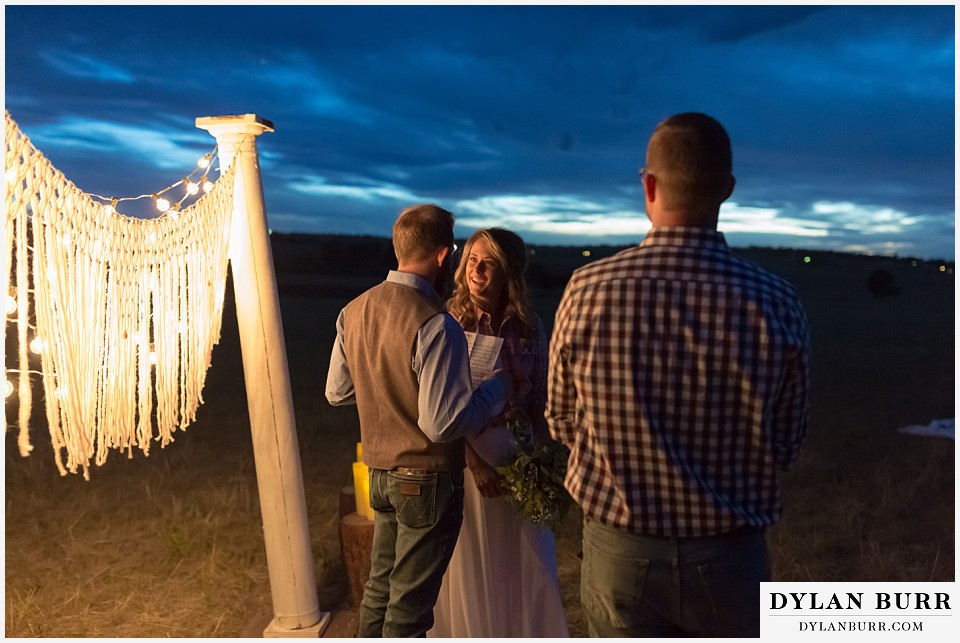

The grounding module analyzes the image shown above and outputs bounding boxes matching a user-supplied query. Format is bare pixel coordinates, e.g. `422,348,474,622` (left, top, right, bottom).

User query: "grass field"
5,235,955,637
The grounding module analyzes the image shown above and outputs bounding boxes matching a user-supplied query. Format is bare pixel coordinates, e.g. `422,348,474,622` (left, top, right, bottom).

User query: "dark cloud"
4,4,954,259
633,6,828,43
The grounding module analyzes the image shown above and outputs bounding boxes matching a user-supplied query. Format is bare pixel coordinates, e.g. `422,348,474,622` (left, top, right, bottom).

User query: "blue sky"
4,3,956,259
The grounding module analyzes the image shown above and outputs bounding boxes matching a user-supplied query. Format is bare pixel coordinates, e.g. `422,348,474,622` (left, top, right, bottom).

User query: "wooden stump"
339,484,356,519
339,511,375,609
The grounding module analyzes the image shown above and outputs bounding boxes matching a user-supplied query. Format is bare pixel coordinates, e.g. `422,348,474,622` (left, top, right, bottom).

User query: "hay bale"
867,268,899,297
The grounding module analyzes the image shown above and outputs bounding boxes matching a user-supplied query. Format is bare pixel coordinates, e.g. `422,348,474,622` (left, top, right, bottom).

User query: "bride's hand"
466,443,503,498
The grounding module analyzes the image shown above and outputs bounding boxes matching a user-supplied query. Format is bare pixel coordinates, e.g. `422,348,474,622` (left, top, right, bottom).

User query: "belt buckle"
395,467,427,475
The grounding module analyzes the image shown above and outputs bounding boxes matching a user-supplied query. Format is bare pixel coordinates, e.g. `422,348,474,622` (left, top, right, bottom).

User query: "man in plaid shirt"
547,113,810,637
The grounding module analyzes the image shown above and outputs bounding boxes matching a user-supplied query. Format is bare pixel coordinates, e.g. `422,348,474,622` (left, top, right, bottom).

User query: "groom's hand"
466,443,503,498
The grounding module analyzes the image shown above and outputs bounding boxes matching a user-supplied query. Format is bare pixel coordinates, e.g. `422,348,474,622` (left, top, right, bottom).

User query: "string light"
5,294,17,315
29,337,44,355
87,144,221,219
5,379,13,398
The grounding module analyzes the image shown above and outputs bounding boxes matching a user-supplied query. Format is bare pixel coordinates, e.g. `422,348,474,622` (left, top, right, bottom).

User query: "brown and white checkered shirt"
547,227,810,536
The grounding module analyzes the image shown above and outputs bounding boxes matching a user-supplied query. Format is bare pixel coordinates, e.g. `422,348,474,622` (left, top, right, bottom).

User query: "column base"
263,612,331,638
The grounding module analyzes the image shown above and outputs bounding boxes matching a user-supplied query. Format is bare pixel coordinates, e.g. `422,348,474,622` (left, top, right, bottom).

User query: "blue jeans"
357,468,464,638
581,517,770,638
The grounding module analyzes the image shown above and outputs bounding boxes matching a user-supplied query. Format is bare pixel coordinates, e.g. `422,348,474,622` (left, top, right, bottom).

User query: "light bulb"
104,203,116,215
29,337,44,354
5,295,17,315
198,156,211,169
167,207,179,220
5,379,13,398
149,351,158,365
6,168,17,185
185,181,199,195
202,180,214,193
156,197,171,212
55,385,68,399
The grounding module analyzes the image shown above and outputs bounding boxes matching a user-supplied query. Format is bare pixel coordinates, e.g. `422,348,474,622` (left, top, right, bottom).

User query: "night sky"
4,3,955,260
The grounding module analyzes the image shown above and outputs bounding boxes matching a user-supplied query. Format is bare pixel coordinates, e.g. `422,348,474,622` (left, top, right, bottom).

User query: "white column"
196,115,326,637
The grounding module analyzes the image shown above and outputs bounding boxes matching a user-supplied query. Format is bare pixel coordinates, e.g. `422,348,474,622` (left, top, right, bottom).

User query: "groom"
326,203,511,637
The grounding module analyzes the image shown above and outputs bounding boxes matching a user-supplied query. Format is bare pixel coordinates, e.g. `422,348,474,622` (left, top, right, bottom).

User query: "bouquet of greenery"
496,439,573,531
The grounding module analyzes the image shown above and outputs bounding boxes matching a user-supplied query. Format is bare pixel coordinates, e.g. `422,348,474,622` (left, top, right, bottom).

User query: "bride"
428,228,569,638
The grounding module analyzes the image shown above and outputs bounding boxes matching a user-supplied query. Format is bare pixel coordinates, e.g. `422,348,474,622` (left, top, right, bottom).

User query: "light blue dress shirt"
326,270,506,443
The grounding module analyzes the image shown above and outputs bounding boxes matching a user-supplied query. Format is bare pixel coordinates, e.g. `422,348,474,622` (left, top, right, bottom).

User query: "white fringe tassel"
4,111,235,479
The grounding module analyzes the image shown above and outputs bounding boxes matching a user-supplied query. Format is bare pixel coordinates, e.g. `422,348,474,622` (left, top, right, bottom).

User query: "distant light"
582,250,591,257
910,260,918,267
453,243,458,252
268,229,273,235
939,265,946,272
803,256,812,264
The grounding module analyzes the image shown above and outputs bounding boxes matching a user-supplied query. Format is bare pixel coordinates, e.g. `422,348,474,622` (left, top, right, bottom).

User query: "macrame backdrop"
4,111,236,479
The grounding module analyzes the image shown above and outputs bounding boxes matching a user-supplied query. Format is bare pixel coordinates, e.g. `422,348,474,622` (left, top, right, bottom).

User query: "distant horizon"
265,229,956,264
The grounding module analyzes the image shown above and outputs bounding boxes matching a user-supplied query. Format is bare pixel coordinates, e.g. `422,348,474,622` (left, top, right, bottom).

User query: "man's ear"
644,173,657,203
436,245,451,267
723,175,736,201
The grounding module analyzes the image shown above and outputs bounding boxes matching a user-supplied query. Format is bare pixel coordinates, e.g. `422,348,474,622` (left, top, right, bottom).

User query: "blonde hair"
448,228,536,342
392,203,455,263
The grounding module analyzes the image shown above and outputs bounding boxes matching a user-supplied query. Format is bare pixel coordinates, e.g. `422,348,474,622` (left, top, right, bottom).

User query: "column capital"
196,114,274,139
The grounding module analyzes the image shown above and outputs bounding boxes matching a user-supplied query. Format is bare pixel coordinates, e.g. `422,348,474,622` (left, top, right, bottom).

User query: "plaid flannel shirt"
547,227,811,536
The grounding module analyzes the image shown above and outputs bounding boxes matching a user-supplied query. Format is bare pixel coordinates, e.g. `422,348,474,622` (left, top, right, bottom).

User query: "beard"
434,253,454,298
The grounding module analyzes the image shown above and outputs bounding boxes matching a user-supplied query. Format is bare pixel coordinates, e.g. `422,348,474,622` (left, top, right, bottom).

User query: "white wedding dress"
428,424,569,638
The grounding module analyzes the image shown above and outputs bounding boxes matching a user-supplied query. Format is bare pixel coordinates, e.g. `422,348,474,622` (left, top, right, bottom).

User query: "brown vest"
342,281,466,471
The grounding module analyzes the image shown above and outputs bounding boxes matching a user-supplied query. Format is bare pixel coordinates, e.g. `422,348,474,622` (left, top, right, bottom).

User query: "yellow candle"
361,474,374,520
352,461,372,519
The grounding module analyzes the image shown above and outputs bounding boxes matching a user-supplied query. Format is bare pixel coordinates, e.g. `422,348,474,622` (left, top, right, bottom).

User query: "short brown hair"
646,112,732,211
392,204,455,263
